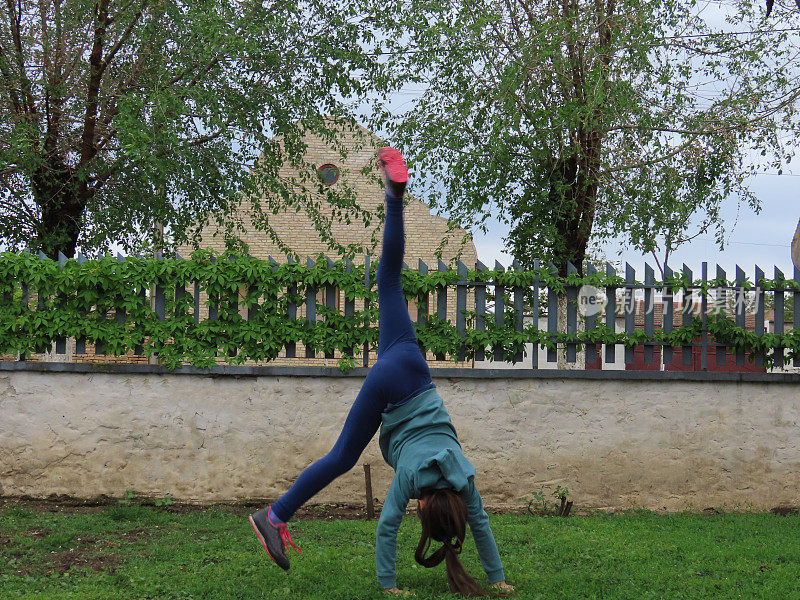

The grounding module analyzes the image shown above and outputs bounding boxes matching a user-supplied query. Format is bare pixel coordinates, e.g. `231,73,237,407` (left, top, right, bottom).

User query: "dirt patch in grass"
0,525,126,577
26,527,52,540
9,547,122,577
2,496,379,519
49,548,122,573
118,527,153,542
1,495,111,514
0,528,49,551
294,503,378,520
770,505,799,516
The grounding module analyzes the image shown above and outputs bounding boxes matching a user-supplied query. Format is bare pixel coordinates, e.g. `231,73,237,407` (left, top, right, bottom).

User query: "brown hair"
415,488,487,597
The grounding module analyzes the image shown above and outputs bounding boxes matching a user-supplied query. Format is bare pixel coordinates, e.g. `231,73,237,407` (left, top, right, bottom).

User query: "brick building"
177,120,478,368
177,120,475,268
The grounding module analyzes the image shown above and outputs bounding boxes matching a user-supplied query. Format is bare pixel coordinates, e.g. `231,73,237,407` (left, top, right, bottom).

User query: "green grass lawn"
1,503,799,600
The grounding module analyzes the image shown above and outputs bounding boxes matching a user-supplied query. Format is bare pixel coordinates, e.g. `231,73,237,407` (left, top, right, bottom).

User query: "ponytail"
415,489,487,597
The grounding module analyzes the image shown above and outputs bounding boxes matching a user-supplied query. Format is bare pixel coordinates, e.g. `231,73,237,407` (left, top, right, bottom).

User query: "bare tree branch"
100,0,148,76
79,0,111,168
4,0,37,116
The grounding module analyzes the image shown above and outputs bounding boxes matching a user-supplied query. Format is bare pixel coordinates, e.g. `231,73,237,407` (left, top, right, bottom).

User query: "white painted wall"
1,370,799,511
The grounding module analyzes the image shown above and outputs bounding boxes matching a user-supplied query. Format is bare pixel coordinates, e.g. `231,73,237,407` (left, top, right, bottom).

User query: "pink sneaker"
248,506,301,570
377,147,408,197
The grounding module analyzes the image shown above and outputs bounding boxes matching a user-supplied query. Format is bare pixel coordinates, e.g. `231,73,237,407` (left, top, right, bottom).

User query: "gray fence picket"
363,255,371,367
325,257,337,360
226,255,239,359
715,265,727,366
644,264,654,365
700,262,708,371
193,277,201,325
286,256,297,359
682,265,693,366
735,265,745,366
258,257,275,359
795,266,800,367
512,261,525,363
624,264,635,365
774,266,785,368
306,257,317,359
417,259,429,357
457,261,468,362
55,252,69,354
95,302,106,356
174,255,186,321
531,259,540,369
0,256,14,351
73,257,87,354
495,261,506,363
246,272,257,322
34,253,48,355
343,258,355,359
1,262,12,356
436,260,449,362
474,260,487,362
402,261,409,308
110,254,127,357
605,263,617,364
566,262,578,363
134,282,145,356
155,282,166,322
585,263,597,366
663,265,674,366
176,256,191,323
208,256,218,322
228,256,238,354
19,281,30,362
754,265,765,368
546,263,558,363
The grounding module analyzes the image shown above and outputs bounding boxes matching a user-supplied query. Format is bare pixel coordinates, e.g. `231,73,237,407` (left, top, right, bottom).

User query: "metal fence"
1,251,798,371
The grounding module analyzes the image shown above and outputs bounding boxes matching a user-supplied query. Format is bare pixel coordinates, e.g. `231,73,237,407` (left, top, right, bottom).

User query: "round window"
317,164,340,186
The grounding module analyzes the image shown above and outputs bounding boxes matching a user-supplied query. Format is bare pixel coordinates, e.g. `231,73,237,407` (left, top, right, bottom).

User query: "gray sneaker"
248,506,300,570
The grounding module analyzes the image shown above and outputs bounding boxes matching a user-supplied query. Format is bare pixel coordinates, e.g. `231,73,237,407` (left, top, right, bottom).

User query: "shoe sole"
378,148,408,183
248,515,288,570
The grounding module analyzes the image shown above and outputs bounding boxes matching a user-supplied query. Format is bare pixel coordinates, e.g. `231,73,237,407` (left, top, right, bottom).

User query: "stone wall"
2,365,799,511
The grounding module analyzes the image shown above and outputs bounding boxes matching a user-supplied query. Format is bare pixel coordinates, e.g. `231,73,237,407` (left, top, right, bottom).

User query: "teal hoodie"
375,388,505,590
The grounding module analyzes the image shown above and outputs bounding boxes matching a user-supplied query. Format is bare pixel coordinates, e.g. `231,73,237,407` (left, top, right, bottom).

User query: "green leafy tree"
0,0,399,258
390,0,800,275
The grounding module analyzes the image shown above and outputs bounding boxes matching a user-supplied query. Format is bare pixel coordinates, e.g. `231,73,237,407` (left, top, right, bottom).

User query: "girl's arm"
376,473,411,590
463,478,505,585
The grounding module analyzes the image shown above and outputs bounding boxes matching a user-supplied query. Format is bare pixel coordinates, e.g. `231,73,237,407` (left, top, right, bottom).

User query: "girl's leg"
269,374,384,521
251,148,430,567
373,189,434,405
271,188,430,523
377,190,420,356
270,157,422,522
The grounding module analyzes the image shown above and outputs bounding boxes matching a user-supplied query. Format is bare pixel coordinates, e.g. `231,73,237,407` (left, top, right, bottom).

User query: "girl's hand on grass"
491,581,515,591
385,588,415,596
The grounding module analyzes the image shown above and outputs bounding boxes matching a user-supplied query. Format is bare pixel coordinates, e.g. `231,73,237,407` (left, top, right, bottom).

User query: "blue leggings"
271,191,434,522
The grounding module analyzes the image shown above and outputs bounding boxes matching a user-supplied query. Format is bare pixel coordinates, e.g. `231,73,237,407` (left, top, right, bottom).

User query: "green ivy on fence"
0,251,798,371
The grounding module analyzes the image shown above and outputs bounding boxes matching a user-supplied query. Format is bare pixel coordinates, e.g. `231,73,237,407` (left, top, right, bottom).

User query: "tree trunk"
31,160,85,258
